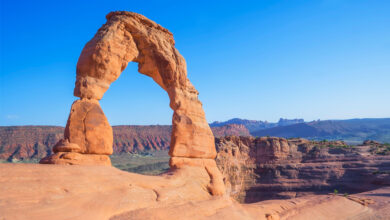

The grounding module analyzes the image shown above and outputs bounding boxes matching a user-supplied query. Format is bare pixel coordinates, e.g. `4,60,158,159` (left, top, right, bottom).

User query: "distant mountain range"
210,118,304,132
211,118,390,144
251,118,390,144
1,117,389,161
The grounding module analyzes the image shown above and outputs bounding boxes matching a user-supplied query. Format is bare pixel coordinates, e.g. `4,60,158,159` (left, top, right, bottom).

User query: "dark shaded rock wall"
215,136,390,202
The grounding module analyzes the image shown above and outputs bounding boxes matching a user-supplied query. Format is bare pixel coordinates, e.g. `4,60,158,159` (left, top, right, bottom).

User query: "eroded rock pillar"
40,99,113,165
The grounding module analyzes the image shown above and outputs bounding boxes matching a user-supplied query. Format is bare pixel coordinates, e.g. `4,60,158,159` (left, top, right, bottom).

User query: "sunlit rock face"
40,11,224,195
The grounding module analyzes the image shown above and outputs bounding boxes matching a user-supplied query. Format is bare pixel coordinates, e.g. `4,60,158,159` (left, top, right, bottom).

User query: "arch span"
40,12,224,195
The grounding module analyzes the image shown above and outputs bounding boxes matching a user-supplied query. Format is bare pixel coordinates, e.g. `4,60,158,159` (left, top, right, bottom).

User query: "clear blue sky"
1,0,389,126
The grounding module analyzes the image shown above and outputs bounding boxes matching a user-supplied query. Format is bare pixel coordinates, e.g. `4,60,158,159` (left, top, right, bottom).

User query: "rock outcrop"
39,11,224,195
73,11,216,159
216,136,390,202
1,163,387,220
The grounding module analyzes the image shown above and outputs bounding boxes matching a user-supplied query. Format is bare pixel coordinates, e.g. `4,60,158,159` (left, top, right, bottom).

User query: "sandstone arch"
40,11,224,195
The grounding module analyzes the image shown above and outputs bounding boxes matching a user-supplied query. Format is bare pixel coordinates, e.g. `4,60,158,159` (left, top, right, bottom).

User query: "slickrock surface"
351,187,390,219
1,163,387,220
216,136,390,202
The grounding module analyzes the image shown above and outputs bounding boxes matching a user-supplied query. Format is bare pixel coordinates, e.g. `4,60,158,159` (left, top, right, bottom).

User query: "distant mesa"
210,118,305,133
251,118,390,144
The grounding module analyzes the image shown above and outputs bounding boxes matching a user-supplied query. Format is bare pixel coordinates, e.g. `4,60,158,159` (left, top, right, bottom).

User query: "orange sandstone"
40,11,224,195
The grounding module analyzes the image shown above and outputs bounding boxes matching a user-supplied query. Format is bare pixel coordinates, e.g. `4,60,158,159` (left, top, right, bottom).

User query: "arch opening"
101,61,171,126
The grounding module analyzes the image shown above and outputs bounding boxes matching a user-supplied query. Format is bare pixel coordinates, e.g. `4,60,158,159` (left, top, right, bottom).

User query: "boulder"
39,152,111,166
64,99,113,155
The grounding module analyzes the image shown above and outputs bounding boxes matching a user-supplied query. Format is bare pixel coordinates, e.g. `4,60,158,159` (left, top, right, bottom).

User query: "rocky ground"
1,163,388,220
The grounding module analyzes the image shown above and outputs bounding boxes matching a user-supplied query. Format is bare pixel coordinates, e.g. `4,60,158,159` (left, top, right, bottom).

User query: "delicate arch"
75,11,216,159
40,11,224,195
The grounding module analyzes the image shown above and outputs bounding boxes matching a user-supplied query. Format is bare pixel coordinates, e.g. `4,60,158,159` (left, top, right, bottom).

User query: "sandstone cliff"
216,136,390,202
0,126,63,161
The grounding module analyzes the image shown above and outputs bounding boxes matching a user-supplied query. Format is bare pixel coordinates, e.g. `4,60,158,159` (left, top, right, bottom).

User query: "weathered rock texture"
74,11,216,159
2,163,387,220
216,136,390,202
0,164,390,220
39,11,224,195
40,99,113,166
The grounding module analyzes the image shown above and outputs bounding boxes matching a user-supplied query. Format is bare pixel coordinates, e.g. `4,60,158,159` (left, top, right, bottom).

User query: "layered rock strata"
216,136,390,202
39,11,224,195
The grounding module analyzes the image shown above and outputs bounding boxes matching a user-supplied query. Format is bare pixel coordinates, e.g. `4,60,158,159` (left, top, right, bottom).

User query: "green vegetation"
313,144,354,149
372,170,390,175
328,144,353,149
333,189,338,195
1,151,170,176
370,144,390,155
110,150,170,175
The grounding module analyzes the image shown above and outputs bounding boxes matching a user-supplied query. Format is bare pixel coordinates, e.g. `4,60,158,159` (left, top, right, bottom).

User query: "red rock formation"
215,136,256,201
39,11,224,195
59,99,113,155
113,125,171,153
216,136,390,202
1,163,387,220
73,11,216,159
40,100,113,165
0,126,63,161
